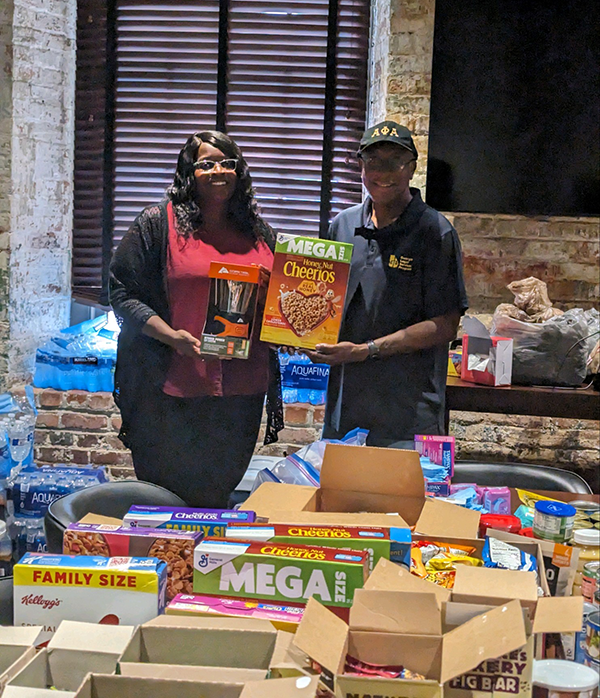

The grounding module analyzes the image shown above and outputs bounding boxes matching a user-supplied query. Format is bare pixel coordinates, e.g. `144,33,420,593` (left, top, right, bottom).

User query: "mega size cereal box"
260,234,353,350
13,553,167,643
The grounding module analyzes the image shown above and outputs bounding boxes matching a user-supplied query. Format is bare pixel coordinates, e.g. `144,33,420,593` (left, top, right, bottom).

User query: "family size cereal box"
13,553,167,644
260,234,353,350
193,538,367,610
166,593,304,632
122,506,255,537
225,523,412,574
63,523,202,600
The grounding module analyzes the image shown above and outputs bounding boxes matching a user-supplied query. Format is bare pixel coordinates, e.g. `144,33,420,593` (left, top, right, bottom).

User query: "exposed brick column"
0,0,76,390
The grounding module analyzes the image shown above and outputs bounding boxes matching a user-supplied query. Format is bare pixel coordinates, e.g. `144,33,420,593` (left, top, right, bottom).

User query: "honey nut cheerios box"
63,523,202,601
13,553,167,644
260,234,353,350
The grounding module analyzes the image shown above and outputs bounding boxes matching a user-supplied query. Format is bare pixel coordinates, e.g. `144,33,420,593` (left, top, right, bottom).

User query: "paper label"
489,538,522,570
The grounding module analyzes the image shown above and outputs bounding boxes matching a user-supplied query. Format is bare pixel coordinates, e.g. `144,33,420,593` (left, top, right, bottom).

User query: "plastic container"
0,522,13,578
572,529,600,598
533,500,576,543
532,659,599,698
479,514,522,537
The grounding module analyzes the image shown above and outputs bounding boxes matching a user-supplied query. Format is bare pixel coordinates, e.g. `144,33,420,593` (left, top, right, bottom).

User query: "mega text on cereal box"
260,234,353,350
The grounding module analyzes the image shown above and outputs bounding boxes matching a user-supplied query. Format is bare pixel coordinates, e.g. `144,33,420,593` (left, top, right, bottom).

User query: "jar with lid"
572,529,600,597
532,659,599,698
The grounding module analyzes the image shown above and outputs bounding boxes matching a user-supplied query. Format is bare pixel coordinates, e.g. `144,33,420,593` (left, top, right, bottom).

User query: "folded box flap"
416,499,481,539
452,565,538,604
441,599,527,684
293,598,348,677
241,483,317,519
350,589,442,635
365,558,452,604
0,626,44,647
143,615,275,633
532,596,584,634
48,621,135,655
240,676,320,697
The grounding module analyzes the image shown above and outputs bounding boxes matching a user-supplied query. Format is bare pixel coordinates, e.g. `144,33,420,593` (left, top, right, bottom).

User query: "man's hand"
304,342,369,366
170,330,202,357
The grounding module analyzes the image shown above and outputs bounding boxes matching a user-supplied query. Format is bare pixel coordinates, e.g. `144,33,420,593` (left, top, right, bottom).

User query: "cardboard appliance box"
122,506,255,536
461,317,513,386
0,626,43,695
225,522,411,573
201,262,264,359
166,593,304,632
63,522,202,600
193,538,367,610
13,553,167,643
260,234,353,350
74,673,247,698
5,621,134,696
241,443,481,541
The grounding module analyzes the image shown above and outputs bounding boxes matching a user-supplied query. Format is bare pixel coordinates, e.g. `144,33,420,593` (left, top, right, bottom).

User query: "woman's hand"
170,330,202,357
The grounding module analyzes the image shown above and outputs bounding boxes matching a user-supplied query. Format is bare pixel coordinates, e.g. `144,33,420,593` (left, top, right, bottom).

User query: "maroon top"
163,202,274,398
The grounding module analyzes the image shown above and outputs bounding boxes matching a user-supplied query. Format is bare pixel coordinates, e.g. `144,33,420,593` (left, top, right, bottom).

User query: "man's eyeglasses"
358,154,416,172
193,158,238,172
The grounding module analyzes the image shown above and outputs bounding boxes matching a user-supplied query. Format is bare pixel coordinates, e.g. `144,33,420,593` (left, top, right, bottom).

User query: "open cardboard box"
4,621,135,697
118,615,278,681
74,673,247,698
241,443,481,540
0,626,43,694
240,675,320,697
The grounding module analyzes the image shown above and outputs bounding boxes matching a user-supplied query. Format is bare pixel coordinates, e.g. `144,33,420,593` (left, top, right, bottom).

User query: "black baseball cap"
358,120,418,159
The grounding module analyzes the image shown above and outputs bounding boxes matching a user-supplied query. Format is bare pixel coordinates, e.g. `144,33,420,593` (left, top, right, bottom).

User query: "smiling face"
359,142,417,207
193,141,238,205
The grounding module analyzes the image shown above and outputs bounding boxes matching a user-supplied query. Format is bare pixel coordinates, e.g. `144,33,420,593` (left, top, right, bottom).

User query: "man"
306,120,468,448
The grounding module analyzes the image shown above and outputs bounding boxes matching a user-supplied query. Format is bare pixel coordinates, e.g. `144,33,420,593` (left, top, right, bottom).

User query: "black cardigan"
109,201,283,448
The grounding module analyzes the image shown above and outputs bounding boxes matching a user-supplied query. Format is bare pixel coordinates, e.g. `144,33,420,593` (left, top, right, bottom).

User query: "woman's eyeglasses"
193,158,238,172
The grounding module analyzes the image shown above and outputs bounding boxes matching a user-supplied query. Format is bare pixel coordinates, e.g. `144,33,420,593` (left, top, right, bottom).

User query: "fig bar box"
193,538,367,609
63,523,203,600
122,506,255,537
13,553,167,644
260,233,353,350
226,523,412,573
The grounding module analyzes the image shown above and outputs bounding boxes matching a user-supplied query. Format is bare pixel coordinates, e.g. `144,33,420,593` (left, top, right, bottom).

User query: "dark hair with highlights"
167,130,275,248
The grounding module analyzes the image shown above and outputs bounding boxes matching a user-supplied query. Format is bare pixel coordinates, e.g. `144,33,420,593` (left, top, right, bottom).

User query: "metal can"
583,610,600,665
571,501,600,515
581,561,600,604
533,500,577,543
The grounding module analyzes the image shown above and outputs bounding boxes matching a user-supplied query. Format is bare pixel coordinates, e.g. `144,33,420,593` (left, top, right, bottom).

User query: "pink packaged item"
481,486,511,515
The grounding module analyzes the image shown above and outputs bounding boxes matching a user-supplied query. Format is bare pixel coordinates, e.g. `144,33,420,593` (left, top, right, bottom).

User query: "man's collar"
355,188,425,240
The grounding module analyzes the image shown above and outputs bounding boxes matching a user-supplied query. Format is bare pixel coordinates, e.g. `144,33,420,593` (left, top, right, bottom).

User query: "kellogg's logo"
21,594,62,610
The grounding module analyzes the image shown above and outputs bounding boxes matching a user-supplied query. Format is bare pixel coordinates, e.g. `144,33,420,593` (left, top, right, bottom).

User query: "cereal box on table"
122,506,255,537
63,523,202,600
260,234,353,350
13,553,167,643
193,538,367,609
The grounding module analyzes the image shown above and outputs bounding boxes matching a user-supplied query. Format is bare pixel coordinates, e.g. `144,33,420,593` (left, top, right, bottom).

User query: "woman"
109,130,283,508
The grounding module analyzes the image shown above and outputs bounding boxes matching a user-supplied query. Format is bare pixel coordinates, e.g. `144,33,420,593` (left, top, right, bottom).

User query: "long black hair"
167,130,275,248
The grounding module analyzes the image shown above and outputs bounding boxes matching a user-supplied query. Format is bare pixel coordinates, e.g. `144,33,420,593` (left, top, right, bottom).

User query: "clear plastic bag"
491,308,590,386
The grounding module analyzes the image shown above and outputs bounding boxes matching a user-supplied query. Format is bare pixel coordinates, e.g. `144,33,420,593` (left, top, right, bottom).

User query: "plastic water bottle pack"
279,349,330,405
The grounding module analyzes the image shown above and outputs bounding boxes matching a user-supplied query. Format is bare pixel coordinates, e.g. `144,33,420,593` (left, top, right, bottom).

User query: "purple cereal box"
122,506,256,537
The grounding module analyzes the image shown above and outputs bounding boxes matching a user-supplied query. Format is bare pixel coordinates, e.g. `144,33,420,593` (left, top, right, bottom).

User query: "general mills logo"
197,553,210,568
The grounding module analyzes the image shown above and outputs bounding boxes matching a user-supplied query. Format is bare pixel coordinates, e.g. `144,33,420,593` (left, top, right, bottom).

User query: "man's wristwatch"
366,339,380,360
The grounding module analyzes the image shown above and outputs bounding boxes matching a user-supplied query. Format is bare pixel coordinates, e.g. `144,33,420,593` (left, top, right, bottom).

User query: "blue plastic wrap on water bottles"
279,349,330,405
34,312,120,392
250,427,369,493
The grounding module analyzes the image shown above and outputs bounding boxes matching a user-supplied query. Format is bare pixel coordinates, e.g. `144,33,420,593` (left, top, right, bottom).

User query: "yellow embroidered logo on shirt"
389,255,413,271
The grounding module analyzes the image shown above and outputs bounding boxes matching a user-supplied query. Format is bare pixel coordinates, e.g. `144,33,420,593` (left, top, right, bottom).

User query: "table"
445,376,600,431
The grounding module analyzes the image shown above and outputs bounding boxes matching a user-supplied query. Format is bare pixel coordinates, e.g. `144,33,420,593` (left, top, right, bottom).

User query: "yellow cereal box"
260,234,353,349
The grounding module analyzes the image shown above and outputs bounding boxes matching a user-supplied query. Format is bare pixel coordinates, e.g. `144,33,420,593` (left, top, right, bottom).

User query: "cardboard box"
74,674,247,698
5,621,134,696
461,317,513,386
193,538,367,610
13,553,167,643
201,262,264,359
166,593,304,632
63,523,202,600
241,443,481,541
225,522,411,573
118,615,277,680
0,626,43,695
415,435,455,497
122,506,255,536
240,676,320,697
260,234,353,350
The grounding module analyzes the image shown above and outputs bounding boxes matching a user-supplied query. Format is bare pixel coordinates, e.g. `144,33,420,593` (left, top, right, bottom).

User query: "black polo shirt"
322,188,468,445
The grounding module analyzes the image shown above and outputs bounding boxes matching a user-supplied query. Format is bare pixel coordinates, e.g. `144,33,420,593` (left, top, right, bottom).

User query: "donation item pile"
4,441,598,697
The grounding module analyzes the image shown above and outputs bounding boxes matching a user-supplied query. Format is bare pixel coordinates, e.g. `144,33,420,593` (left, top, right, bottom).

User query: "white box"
0,626,43,694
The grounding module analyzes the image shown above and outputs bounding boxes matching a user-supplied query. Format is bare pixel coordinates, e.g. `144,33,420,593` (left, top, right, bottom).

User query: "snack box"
166,593,304,632
122,506,256,536
193,538,367,610
200,262,264,359
260,233,353,350
13,553,167,644
63,523,202,600
225,522,411,573
415,435,455,497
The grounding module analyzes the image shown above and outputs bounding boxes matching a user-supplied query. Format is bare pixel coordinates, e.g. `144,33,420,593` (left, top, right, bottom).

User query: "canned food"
571,501,600,515
533,500,577,543
583,610,599,664
581,562,600,604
